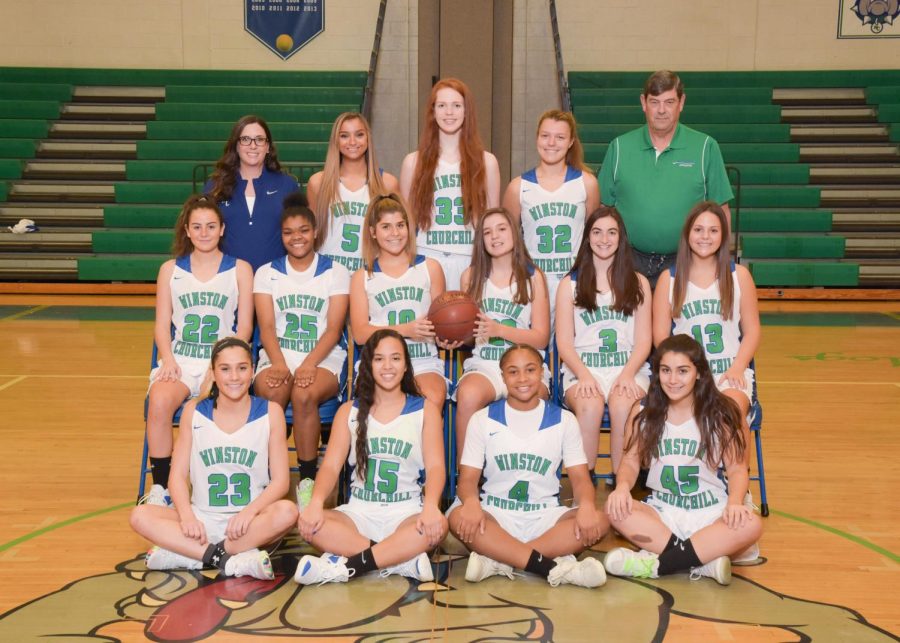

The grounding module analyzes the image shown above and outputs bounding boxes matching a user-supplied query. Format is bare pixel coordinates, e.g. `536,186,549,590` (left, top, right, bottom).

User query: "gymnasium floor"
0,295,897,642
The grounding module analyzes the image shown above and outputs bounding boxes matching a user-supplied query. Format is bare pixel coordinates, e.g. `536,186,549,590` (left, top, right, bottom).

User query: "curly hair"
626,334,745,470
206,115,284,203
351,329,422,480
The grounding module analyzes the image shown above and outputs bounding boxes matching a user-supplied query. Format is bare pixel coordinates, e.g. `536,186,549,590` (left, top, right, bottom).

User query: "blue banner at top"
245,0,325,60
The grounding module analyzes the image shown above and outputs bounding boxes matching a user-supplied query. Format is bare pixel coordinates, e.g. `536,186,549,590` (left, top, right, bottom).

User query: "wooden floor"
0,296,898,642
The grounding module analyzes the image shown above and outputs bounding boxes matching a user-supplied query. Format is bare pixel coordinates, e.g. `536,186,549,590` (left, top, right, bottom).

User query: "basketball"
428,290,479,342
276,34,294,52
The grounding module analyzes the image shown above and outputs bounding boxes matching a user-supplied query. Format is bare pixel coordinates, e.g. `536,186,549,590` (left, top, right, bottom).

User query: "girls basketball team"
131,79,762,588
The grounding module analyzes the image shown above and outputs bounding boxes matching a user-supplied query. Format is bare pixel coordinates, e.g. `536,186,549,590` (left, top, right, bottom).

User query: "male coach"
599,70,734,286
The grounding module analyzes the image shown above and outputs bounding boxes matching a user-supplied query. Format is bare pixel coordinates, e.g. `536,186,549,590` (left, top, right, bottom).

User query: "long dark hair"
671,200,734,320
171,194,224,257
626,334,745,470
352,329,422,480
205,337,253,408
465,207,536,307
572,207,643,315
207,115,284,203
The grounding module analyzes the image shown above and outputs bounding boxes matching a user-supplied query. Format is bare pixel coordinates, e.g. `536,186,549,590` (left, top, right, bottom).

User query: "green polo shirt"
599,124,733,254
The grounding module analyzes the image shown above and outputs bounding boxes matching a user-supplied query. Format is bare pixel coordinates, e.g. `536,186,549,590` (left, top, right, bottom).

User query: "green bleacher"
570,69,900,288
1,68,364,281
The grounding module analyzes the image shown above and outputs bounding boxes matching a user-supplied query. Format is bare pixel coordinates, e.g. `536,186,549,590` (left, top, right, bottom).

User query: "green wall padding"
741,234,845,258
77,255,167,281
747,261,859,287
736,209,832,232
104,205,180,228
92,230,173,253
165,86,363,105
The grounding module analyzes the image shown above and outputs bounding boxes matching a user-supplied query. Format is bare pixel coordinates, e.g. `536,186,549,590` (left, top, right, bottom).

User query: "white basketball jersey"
668,266,742,376
168,254,240,368
569,277,636,370
319,181,370,272
253,253,349,363
471,274,535,364
519,167,586,279
646,416,728,511
416,159,473,256
364,256,438,361
189,396,271,513
347,395,426,504
466,400,585,512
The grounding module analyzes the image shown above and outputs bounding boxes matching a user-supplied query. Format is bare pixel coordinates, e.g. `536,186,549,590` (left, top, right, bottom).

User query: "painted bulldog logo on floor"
0,536,895,641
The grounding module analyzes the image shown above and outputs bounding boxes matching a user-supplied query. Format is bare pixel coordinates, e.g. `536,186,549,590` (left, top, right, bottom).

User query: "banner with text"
245,0,325,59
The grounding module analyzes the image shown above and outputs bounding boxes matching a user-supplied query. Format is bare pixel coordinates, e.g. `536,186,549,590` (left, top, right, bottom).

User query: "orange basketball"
428,290,479,343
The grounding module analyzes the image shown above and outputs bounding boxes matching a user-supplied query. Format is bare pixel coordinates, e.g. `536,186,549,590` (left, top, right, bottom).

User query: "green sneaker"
296,478,315,511
603,548,659,579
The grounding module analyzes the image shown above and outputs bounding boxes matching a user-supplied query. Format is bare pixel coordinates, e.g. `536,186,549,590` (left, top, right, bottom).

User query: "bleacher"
570,70,900,288
0,67,365,282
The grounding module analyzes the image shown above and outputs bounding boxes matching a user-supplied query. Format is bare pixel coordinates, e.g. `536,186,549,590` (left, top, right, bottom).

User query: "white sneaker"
690,556,731,585
294,552,351,585
464,552,515,582
296,478,315,511
224,549,274,580
547,556,607,588
379,552,434,581
139,484,171,507
732,542,761,565
145,546,202,571
603,548,659,579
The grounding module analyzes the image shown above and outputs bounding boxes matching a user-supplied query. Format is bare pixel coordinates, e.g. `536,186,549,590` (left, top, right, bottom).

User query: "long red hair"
409,78,487,232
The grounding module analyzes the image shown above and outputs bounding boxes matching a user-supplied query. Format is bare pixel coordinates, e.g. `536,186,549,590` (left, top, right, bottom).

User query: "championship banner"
245,0,325,59
837,0,900,38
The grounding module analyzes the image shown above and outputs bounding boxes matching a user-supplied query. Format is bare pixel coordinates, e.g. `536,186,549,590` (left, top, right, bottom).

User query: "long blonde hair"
315,112,388,248
361,194,418,275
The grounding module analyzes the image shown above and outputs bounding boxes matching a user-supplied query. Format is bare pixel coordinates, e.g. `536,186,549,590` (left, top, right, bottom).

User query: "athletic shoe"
464,552,515,582
294,553,351,585
224,549,274,580
603,548,659,579
296,478,315,511
379,552,434,582
732,542,760,565
145,546,202,571
690,556,731,585
547,556,607,588
139,484,171,507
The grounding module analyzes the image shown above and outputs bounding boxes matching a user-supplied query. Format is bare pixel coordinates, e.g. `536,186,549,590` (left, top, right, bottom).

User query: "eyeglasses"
238,136,269,147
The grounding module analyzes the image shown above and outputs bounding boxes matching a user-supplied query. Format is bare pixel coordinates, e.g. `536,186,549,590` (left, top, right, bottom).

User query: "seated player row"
132,332,761,587
144,191,759,527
